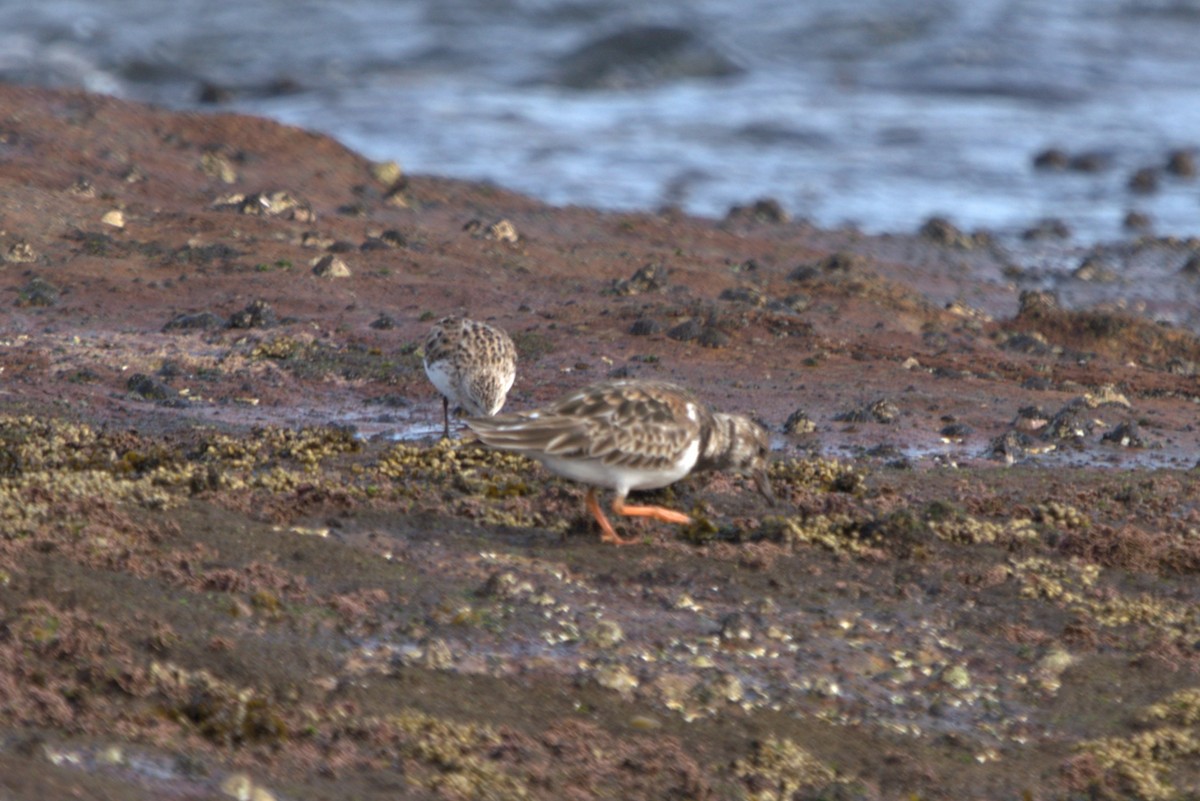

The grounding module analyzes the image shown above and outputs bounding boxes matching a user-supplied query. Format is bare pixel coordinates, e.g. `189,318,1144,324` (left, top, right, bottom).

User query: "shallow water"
4,0,1200,242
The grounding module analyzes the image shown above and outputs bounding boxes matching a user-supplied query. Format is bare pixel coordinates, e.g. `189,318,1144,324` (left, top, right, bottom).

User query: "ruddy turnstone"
465,379,773,545
423,316,517,439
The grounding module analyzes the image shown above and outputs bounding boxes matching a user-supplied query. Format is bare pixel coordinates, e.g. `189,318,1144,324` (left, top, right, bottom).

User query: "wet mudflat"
2,84,1200,799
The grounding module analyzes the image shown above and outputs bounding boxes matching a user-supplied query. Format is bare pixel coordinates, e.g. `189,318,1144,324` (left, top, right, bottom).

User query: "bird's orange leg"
612,496,692,525
586,488,639,546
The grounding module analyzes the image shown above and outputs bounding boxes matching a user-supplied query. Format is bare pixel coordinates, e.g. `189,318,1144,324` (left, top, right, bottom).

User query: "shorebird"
423,316,517,439
465,379,773,544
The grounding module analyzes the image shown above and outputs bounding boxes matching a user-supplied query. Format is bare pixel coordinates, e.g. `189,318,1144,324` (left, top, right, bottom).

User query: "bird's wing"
466,381,703,471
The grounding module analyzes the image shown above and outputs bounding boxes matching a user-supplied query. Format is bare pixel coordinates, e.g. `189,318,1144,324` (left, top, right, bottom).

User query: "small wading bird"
422,316,517,439
466,379,773,545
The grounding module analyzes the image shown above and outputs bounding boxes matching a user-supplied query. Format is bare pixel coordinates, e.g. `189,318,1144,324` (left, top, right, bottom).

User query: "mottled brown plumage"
466,379,773,544
423,316,517,438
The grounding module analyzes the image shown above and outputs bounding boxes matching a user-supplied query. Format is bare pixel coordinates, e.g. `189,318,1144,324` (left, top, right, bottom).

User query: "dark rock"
726,198,789,224
789,252,862,282
999,332,1055,355
1022,218,1072,241
612,263,668,295
197,81,233,104
1166,149,1196,178
697,327,730,348
1021,376,1054,391
379,229,408,247
607,365,636,379
628,318,662,336
919,216,963,245
127,373,179,402
171,243,241,266
719,286,766,306
228,300,277,329
666,318,703,342
1068,151,1111,172
1017,290,1060,316
718,612,754,643
1123,210,1152,232
866,443,904,460
16,277,59,307
940,422,973,438
1102,421,1147,448
1032,148,1069,170
1180,254,1200,277
551,25,742,90
1043,401,1092,441
163,311,225,331
157,361,183,379
783,409,815,435
989,430,1036,462
1073,255,1118,283
920,217,991,249
835,399,899,424
778,294,811,312
69,229,120,257
369,313,396,330
1165,358,1197,376
1128,167,1159,194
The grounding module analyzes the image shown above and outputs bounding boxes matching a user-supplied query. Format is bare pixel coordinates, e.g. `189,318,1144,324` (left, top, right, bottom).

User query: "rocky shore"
2,83,1200,800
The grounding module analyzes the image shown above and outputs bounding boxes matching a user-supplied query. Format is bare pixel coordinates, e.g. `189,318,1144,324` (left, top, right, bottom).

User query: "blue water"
3,0,1200,243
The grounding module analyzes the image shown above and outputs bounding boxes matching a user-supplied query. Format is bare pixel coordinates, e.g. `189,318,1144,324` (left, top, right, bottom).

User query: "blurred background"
2,0,1200,243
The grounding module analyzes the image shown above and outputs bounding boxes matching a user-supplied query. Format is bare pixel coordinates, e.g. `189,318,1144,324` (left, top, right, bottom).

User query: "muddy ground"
3,83,1200,800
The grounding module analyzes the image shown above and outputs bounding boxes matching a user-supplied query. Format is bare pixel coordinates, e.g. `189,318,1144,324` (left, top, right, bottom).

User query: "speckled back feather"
466,380,710,472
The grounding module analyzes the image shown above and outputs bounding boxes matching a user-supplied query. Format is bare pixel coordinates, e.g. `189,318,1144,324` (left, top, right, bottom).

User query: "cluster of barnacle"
1078,724,1200,800
152,657,533,795
1140,688,1200,727
928,514,1040,546
768,456,866,495
199,426,358,473
1084,593,1193,632
475,503,567,534
249,335,302,360
1010,556,1196,639
150,661,288,748
732,736,845,801
385,710,529,799
192,427,360,496
376,440,527,481
1009,556,1100,602
0,415,377,541
0,417,182,536
647,668,760,722
756,513,873,555
1034,501,1091,530
375,440,535,496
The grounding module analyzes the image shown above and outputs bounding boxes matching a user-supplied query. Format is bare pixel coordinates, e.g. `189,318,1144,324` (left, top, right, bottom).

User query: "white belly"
424,360,460,405
534,437,699,493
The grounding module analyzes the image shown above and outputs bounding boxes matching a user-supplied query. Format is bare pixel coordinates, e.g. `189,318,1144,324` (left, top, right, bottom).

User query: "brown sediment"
2,82,1200,799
